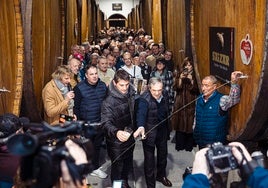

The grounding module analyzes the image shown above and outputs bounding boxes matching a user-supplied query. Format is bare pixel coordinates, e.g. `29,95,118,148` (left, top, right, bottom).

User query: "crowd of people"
40,27,179,187
0,26,267,188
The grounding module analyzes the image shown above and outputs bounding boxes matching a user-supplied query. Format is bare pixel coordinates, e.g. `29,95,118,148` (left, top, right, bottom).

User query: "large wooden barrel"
0,0,24,116
135,0,190,69
139,0,152,35
19,0,65,122
190,0,268,141
0,0,66,119
0,0,97,121
166,0,187,66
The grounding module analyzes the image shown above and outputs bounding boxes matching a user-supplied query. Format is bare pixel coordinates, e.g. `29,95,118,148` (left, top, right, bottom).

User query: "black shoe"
156,177,172,187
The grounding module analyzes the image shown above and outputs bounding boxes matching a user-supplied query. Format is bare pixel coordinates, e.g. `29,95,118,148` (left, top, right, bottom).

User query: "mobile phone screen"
112,180,123,188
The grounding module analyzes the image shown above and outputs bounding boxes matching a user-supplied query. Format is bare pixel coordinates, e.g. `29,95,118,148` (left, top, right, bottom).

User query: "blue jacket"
193,91,228,147
182,167,268,188
73,79,107,122
182,174,210,188
247,167,268,188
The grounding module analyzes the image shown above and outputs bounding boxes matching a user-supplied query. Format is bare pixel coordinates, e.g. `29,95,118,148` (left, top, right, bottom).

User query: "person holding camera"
0,113,23,188
0,113,90,188
59,139,90,188
172,57,199,152
12,138,91,188
193,71,243,149
182,142,268,188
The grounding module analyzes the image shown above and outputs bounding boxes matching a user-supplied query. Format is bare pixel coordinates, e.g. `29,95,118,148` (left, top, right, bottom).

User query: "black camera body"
59,114,74,123
183,67,188,75
20,144,67,188
7,121,94,188
206,142,238,174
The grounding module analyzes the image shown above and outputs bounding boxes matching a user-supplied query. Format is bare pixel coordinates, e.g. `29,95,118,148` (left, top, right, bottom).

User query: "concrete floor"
86,131,196,188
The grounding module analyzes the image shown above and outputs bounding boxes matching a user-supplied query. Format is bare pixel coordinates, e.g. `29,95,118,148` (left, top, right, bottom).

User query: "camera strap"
240,160,259,181
235,146,260,182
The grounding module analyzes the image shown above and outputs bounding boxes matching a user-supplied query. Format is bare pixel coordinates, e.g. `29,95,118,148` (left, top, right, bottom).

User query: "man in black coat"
134,77,172,187
100,69,136,188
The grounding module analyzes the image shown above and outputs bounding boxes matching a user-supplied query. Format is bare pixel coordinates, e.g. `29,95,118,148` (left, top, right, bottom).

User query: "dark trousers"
90,130,105,170
142,132,168,188
175,131,195,151
110,154,133,184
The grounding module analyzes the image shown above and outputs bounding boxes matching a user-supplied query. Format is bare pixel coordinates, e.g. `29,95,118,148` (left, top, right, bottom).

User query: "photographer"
13,138,91,188
182,142,268,188
173,57,199,152
0,113,23,188
59,139,88,188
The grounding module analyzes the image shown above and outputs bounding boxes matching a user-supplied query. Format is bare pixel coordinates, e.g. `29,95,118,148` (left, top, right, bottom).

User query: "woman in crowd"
173,57,199,151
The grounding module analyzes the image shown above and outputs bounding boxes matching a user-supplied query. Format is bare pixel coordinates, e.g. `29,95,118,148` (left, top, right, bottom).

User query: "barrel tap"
0,87,11,93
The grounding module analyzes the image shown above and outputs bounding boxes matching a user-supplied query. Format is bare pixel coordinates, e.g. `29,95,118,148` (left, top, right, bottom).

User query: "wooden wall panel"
96,5,102,33
66,0,78,56
81,0,88,42
27,0,63,121
132,5,141,30
139,1,144,30
128,14,132,28
136,5,141,29
0,0,24,115
87,0,93,42
161,0,167,46
166,0,186,69
91,0,98,43
191,0,267,140
141,0,152,35
152,0,162,43
132,8,137,30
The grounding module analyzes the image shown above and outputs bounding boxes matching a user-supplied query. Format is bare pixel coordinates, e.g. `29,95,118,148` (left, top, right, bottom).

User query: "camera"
183,68,188,74
206,142,238,174
20,142,70,187
7,121,94,188
59,114,74,123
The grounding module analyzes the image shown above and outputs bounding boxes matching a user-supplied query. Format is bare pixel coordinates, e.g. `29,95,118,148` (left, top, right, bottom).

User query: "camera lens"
251,151,266,168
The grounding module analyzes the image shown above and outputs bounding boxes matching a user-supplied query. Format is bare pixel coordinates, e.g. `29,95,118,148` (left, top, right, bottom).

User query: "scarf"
54,79,74,116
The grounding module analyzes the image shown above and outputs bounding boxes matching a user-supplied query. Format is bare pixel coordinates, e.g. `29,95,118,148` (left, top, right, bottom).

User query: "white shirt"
121,65,143,79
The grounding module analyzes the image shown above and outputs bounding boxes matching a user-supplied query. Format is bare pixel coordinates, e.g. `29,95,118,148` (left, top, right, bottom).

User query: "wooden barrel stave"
190,0,268,141
0,0,24,116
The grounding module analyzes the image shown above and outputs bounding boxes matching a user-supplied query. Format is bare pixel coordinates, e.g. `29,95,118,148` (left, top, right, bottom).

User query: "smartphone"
183,68,188,74
112,180,123,188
